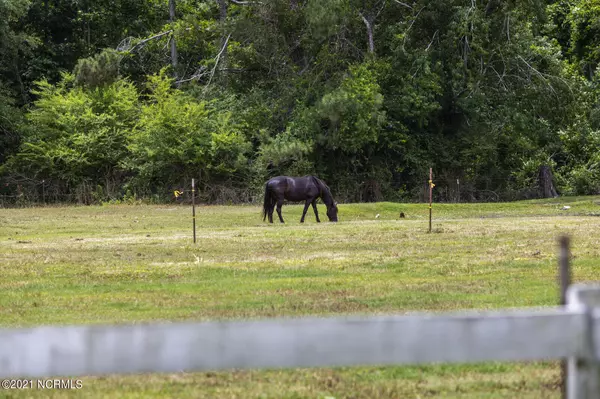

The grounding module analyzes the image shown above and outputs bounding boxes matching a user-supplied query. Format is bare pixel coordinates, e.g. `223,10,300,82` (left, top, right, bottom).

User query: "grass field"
2,196,600,398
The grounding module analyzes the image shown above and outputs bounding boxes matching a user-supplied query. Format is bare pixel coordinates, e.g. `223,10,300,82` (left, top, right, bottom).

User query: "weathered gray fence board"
568,284,600,399
0,308,586,378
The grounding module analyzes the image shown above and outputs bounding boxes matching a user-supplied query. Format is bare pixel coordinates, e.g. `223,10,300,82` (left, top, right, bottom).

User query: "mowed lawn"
2,196,600,398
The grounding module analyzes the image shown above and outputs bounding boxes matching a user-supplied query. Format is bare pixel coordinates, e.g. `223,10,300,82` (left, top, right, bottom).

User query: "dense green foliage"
1,0,600,204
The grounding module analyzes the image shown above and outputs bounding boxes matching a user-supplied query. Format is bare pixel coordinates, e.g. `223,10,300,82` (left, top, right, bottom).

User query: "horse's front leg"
276,199,285,223
300,200,311,223
311,200,320,223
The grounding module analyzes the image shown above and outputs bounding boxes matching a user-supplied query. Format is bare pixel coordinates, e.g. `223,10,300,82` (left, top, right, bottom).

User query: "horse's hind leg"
268,202,275,223
300,200,311,223
311,200,321,223
276,199,285,223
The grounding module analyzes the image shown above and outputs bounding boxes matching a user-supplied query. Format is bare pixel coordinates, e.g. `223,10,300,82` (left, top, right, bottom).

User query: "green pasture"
2,196,600,398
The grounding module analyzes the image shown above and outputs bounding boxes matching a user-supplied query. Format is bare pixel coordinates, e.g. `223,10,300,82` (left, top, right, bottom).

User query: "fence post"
566,284,600,399
192,178,196,244
559,235,572,399
428,168,434,233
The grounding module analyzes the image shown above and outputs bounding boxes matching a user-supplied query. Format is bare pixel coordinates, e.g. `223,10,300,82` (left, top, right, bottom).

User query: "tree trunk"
538,165,558,198
217,0,227,24
359,13,375,54
12,59,27,105
216,0,228,80
168,0,179,80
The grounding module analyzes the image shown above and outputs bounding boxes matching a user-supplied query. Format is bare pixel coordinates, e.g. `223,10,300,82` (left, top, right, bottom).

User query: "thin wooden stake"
558,234,571,399
428,168,433,233
456,178,460,203
192,179,196,244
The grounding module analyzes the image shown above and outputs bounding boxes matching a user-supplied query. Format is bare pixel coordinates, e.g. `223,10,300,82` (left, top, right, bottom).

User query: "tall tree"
168,0,179,80
0,0,35,104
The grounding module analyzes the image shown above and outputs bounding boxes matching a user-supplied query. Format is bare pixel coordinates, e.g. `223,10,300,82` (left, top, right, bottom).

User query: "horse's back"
266,176,291,188
267,175,314,187
265,175,319,201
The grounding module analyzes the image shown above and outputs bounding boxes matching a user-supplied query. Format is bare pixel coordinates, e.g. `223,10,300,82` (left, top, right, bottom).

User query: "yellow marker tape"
174,190,183,198
429,180,435,188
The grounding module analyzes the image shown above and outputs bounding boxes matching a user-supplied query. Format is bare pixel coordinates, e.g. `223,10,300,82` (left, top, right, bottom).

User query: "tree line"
1,0,599,205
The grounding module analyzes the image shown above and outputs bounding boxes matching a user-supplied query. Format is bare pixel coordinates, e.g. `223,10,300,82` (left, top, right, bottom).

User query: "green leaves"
305,0,350,42
314,62,386,152
126,70,251,195
74,49,122,89
9,75,139,186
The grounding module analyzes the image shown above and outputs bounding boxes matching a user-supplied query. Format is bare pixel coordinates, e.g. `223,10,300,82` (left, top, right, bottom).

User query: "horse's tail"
262,182,272,221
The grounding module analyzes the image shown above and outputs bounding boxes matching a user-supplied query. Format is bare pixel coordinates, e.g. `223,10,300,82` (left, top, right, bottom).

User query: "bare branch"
375,0,387,19
117,29,173,51
175,67,209,85
128,30,173,52
298,55,316,76
402,6,425,50
411,65,422,78
392,0,412,9
229,0,262,5
490,66,508,92
425,30,438,51
517,55,558,97
118,28,191,53
463,36,470,69
204,33,232,91
176,26,233,86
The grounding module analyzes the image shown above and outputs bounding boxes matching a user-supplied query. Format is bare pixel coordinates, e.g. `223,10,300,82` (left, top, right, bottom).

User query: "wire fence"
332,175,547,204
0,177,258,208
0,174,553,208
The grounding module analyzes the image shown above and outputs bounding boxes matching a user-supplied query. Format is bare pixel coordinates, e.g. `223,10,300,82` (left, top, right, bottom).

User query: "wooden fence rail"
1,284,600,398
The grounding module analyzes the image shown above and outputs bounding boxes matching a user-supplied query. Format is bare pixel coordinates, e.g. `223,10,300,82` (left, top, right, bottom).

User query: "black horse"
262,176,338,223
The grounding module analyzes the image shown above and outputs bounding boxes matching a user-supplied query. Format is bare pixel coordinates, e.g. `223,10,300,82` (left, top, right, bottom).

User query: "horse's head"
327,202,338,222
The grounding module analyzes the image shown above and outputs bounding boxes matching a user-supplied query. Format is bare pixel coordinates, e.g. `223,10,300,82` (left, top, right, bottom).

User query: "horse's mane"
310,176,333,205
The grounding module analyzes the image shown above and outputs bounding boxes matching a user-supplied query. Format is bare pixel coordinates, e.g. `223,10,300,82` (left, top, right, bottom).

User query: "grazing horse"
262,176,338,223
